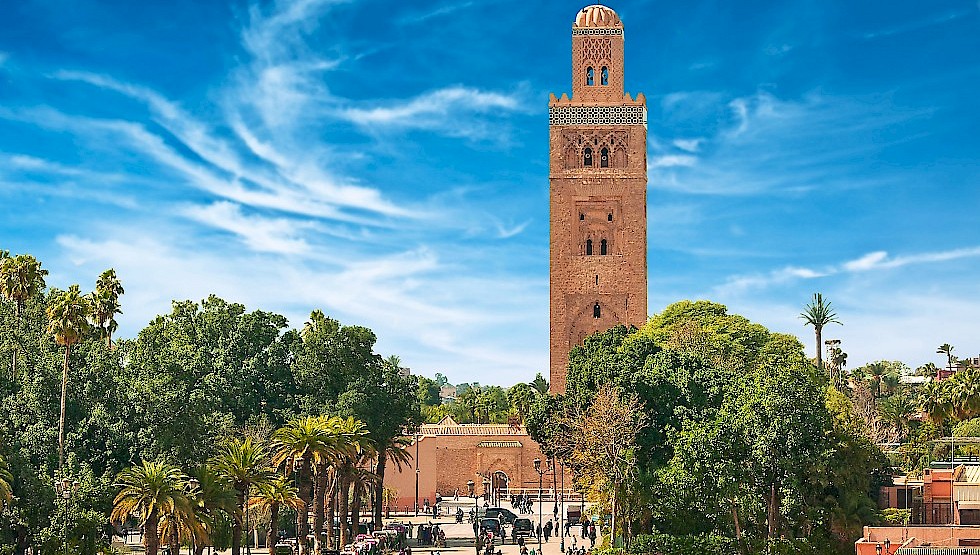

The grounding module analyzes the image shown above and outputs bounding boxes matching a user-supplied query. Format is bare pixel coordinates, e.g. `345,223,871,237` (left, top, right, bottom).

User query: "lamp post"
533,458,552,555
54,476,80,555
415,430,421,517
559,460,565,553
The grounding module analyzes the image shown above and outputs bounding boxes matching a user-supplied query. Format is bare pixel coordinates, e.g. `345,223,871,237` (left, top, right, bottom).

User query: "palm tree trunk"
232,488,245,555
313,463,327,553
338,472,351,548
326,477,337,549
610,484,618,548
297,465,312,555
268,503,280,555
350,481,363,538
374,451,387,527
58,343,70,472
815,327,823,373
145,510,160,555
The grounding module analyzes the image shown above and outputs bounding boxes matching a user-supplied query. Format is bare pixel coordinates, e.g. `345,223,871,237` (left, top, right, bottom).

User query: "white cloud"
181,201,316,255
716,246,980,295
649,154,698,168
672,138,703,152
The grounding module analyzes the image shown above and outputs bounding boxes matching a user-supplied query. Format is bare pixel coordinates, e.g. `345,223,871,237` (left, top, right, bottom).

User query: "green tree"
507,382,538,422
531,373,549,394
111,461,191,555
0,253,48,378
46,284,91,471
248,476,303,555
90,269,124,349
938,343,956,371
0,453,11,508
799,293,841,374
211,437,274,555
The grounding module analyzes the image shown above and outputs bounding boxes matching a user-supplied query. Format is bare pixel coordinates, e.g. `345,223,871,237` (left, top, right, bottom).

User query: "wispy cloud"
716,246,980,295
862,9,974,40
397,2,476,25
181,201,317,255
649,90,929,196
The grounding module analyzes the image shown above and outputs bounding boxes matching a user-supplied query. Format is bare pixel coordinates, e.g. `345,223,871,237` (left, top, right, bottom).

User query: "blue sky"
1,0,978,386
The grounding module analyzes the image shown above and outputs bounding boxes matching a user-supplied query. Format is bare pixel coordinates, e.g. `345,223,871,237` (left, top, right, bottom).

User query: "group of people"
405,521,445,547
509,492,536,514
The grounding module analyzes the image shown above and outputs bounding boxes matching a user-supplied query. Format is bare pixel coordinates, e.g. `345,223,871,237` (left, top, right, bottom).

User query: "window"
600,147,609,167
600,239,608,255
593,303,601,318
586,239,593,255
595,275,599,285
583,148,593,166
607,213,613,222
586,67,594,86
601,66,609,86
579,213,584,221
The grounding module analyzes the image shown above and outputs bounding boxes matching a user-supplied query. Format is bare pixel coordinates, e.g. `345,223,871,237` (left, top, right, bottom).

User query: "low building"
383,416,573,511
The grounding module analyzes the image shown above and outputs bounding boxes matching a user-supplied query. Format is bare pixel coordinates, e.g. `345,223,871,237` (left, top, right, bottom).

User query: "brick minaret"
549,5,648,394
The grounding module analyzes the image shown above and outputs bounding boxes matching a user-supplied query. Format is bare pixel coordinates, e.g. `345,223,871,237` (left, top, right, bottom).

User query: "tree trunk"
326,476,337,549
233,487,245,555
767,483,779,542
610,484,618,549
58,343,71,471
313,463,327,554
815,327,823,374
297,465,311,555
731,499,745,555
374,451,387,528
351,481,363,539
339,472,351,548
268,503,280,555
145,510,160,555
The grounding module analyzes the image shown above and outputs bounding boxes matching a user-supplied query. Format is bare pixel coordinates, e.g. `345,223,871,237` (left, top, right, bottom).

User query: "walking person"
588,522,596,548
544,520,552,543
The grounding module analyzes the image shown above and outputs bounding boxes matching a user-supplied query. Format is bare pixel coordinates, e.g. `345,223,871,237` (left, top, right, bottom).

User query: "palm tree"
0,453,12,509
0,254,48,318
917,362,940,377
921,379,954,425
272,417,330,555
0,254,48,378
111,461,190,555
372,435,412,528
878,394,915,442
799,293,842,373
249,476,304,555
90,268,124,349
938,344,956,371
212,437,274,555
331,418,371,549
188,466,238,555
46,284,91,471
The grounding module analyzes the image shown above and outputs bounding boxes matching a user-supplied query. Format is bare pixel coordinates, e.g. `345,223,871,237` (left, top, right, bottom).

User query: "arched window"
607,213,613,222
600,239,608,255
601,66,609,86
593,303,601,318
586,67,594,86
600,147,609,168
586,239,593,255
583,147,593,166
579,213,584,221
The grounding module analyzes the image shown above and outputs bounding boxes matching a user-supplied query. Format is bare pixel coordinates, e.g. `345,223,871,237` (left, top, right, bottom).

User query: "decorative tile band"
572,28,624,36
550,105,646,127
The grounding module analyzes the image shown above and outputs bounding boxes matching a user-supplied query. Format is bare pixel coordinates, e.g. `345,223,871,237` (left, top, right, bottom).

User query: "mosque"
384,4,648,510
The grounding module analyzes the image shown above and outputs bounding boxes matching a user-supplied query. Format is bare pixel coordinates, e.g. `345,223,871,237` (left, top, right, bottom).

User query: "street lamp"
533,458,552,555
53,475,80,555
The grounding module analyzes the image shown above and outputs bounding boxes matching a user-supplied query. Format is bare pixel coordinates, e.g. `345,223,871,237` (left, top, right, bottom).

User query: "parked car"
513,518,534,537
484,507,518,524
480,517,502,536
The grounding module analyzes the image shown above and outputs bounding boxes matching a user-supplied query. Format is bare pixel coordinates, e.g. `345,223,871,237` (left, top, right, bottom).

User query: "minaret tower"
549,5,648,393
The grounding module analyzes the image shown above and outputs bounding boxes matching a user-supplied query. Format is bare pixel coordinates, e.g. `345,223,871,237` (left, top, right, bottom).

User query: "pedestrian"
454,488,459,500
581,520,587,539
407,521,414,539
553,504,558,521
565,520,571,537
473,518,480,537
536,523,542,539
588,523,596,548
544,520,552,542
